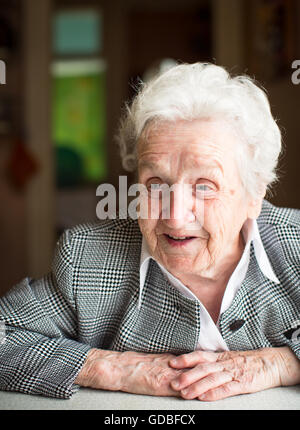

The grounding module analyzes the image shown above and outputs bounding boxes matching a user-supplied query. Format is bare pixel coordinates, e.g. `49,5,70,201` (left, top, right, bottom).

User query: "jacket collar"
139,219,279,308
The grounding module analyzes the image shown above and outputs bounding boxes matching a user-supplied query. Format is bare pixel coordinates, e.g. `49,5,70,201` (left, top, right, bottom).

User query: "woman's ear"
247,186,266,219
247,198,263,219
248,181,267,219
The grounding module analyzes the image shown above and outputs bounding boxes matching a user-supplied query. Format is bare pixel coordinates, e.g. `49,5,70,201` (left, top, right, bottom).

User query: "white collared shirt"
139,219,280,352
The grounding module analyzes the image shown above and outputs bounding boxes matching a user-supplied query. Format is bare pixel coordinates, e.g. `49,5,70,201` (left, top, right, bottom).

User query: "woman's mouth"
164,233,197,246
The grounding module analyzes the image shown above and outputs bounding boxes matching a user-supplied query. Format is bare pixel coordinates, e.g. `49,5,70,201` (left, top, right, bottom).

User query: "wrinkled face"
138,118,262,279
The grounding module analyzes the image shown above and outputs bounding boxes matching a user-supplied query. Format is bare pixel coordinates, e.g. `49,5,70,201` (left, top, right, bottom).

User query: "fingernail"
199,393,206,400
170,358,178,365
181,388,189,396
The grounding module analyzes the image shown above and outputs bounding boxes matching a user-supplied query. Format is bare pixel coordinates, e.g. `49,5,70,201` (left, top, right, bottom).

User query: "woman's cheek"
203,198,229,237
139,219,156,244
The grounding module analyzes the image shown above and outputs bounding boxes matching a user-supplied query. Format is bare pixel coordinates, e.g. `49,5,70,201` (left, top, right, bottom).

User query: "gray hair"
116,62,282,199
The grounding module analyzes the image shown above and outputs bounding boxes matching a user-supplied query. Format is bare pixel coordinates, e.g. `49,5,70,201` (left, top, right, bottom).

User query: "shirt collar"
248,218,280,284
139,219,279,306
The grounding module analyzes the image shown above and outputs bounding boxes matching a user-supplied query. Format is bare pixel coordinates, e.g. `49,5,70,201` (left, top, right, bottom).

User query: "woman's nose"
162,184,195,228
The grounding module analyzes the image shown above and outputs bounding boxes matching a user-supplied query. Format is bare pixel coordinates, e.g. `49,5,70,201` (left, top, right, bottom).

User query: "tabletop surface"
1,385,299,410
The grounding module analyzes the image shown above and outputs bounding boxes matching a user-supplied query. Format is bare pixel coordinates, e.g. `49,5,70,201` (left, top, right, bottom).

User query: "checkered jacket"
0,200,299,399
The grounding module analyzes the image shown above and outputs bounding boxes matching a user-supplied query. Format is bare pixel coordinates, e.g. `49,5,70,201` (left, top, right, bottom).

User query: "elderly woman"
0,63,299,401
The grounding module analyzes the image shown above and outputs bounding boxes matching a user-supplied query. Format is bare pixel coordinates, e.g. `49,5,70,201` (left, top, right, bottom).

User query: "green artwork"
52,61,107,187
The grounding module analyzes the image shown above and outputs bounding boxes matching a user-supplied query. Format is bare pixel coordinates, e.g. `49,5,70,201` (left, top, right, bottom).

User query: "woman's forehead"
138,119,239,169
138,118,239,149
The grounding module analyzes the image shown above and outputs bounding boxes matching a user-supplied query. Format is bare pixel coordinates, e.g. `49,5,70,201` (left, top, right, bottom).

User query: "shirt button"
229,319,245,332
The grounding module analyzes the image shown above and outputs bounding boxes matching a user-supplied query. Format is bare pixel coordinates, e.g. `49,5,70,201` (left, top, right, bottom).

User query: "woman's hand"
169,346,300,401
75,348,182,397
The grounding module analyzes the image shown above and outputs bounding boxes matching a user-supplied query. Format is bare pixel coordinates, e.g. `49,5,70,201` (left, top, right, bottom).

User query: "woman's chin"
160,254,208,277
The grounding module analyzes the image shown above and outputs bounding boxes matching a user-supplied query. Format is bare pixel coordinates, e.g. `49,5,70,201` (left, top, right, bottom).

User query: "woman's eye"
146,180,164,198
196,184,212,192
150,183,161,190
147,183,162,194
146,179,163,190
195,182,216,198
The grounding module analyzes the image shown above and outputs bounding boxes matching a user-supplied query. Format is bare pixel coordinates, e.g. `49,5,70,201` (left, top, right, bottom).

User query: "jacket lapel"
111,260,201,354
219,244,284,351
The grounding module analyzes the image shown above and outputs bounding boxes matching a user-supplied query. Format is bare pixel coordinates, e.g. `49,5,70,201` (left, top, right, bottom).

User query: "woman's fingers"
198,380,242,401
169,350,217,369
171,361,224,391
179,370,234,400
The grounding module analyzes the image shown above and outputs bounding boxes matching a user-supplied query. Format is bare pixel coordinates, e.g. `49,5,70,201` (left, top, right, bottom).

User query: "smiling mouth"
164,234,197,245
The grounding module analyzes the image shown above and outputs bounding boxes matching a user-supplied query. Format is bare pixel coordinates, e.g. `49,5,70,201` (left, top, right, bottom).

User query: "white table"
1,386,299,410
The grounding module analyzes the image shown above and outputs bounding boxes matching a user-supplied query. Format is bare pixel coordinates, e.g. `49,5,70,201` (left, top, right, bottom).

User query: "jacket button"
229,319,245,332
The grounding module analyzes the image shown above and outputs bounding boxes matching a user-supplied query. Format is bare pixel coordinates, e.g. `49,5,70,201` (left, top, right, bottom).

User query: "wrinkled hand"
169,346,300,401
76,348,182,397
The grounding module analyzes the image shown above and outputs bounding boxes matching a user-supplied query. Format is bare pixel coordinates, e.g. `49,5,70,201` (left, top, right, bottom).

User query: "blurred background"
0,0,299,296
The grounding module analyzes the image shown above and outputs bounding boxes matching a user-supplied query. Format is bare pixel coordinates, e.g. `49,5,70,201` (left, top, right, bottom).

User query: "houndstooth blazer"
0,200,299,399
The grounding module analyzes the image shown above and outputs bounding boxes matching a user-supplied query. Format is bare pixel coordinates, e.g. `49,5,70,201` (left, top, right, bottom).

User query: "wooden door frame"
23,0,55,278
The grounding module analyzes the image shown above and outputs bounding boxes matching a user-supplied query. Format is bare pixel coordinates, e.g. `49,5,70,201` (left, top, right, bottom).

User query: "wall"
0,0,28,295
213,0,300,208
0,0,299,297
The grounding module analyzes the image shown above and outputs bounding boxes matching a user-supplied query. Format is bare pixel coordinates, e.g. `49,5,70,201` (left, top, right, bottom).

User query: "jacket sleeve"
0,230,92,399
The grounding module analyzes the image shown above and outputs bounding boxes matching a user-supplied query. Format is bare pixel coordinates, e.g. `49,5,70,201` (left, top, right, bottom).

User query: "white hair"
116,62,282,199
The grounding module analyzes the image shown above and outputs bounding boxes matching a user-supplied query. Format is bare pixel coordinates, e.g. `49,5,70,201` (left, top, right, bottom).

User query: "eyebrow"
192,158,224,176
138,158,224,177
138,160,161,171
